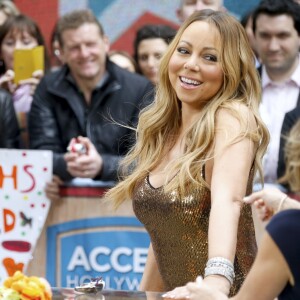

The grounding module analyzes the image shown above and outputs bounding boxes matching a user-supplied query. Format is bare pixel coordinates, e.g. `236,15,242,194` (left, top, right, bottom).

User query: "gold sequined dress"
132,175,257,295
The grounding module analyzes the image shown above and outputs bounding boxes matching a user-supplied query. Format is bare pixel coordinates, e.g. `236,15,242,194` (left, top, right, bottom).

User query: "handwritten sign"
0,149,52,284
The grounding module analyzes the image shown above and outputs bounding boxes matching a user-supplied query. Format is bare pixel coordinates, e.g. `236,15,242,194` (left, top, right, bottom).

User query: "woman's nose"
15,40,26,49
184,62,200,72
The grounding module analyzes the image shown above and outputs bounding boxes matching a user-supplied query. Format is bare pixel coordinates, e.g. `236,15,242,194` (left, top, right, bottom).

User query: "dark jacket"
28,60,154,181
277,105,300,190
0,89,20,148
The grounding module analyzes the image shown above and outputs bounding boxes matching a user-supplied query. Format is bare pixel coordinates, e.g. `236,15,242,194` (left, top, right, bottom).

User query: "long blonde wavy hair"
107,9,269,208
279,120,300,192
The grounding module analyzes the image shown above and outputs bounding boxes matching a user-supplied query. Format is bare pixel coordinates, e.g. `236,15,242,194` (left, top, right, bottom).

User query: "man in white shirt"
252,0,300,185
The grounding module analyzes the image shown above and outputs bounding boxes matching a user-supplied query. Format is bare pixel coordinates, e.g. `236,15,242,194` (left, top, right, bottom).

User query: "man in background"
176,0,226,22
29,10,153,190
252,0,300,185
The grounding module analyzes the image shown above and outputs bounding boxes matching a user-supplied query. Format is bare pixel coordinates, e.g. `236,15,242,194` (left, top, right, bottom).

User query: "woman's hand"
0,69,16,93
243,188,287,221
163,285,190,299
186,281,227,300
18,69,44,95
163,277,227,300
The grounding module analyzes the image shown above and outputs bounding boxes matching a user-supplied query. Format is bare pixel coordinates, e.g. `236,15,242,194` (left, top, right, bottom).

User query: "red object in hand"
67,138,87,154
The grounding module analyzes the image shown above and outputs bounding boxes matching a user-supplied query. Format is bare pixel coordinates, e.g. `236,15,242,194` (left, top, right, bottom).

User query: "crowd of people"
1,0,300,299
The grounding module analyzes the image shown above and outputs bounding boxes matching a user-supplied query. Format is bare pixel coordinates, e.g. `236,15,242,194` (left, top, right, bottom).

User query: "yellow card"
13,45,44,84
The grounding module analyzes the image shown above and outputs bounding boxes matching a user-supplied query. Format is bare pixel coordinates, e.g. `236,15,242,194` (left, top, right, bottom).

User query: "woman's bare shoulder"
216,102,257,130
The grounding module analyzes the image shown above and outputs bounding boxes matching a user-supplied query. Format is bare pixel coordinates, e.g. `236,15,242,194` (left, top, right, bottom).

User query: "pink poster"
0,149,52,283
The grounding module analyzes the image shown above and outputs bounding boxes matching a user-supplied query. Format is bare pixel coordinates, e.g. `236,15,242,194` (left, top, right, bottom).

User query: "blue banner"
46,217,150,290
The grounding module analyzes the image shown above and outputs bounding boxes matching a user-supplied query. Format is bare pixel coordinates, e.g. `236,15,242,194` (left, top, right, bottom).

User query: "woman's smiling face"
168,20,223,110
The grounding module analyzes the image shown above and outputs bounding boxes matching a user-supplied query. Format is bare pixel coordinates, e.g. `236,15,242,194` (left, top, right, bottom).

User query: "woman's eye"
177,47,189,54
23,39,33,45
4,40,14,46
204,55,217,62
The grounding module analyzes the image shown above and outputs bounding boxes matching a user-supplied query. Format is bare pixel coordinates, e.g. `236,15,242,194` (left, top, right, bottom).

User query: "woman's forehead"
180,21,220,44
5,27,34,38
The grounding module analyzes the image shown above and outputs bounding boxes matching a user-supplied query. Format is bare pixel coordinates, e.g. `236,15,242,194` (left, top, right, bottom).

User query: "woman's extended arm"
204,106,256,295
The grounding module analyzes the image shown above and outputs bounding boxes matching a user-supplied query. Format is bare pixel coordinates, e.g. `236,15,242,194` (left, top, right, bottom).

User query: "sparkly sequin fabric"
132,174,257,295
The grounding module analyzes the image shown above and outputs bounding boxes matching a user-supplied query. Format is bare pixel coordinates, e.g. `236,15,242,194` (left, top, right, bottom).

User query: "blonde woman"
107,9,269,296
166,120,300,299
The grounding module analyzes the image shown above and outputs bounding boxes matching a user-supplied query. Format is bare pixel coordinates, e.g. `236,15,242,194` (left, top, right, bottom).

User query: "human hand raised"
64,136,103,179
243,188,288,222
18,69,44,95
0,69,16,93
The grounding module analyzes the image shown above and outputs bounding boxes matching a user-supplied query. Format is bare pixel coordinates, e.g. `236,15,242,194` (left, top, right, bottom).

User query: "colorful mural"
60,0,260,54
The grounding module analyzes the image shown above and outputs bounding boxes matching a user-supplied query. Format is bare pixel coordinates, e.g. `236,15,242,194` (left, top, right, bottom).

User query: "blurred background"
14,0,260,57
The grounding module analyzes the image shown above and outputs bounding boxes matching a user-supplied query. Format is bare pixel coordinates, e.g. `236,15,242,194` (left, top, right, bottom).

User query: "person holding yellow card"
0,14,49,147
13,45,44,84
